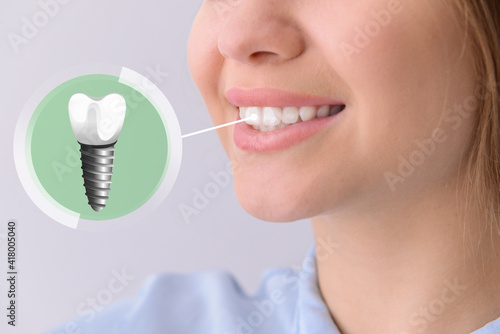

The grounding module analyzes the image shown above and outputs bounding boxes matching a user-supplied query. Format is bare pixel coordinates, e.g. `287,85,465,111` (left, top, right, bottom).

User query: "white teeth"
243,107,261,125
262,107,282,126
282,107,299,124
299,106,317,121
240,104,345,132
317,105,330,118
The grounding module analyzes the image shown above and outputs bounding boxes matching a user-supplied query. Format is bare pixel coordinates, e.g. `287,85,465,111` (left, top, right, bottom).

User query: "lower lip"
233,111,343,152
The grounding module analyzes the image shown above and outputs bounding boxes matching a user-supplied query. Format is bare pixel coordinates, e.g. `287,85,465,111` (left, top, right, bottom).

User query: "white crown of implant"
68,93,126,146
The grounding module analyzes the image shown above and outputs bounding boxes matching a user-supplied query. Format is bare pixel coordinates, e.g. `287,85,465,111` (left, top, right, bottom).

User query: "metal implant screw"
79,142,116,212
68,93,127,212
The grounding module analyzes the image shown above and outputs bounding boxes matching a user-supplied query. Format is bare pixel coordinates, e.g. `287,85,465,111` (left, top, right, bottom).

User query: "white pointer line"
182,116,256,139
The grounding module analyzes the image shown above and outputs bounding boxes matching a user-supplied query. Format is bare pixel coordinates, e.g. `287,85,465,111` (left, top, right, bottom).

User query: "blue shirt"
46,246,500,334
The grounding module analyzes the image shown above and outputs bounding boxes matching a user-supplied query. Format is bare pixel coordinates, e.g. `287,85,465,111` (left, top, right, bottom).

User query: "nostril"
249,51,280,63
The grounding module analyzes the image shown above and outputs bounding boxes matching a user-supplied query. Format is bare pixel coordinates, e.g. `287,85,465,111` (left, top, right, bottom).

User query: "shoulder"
133,268,301,330
136,267,300,302
45,268,301,334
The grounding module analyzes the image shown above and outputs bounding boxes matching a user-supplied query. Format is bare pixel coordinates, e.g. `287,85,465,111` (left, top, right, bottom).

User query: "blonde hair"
454,0,500,234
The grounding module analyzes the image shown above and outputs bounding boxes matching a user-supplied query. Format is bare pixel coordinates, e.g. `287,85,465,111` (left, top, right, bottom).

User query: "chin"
233,178,318,223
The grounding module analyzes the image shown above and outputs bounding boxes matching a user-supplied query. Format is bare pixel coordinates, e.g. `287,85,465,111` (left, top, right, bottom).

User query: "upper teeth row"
239,105,344,132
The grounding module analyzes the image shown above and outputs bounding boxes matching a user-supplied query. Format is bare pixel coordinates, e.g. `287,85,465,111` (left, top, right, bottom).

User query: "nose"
217,1,305,66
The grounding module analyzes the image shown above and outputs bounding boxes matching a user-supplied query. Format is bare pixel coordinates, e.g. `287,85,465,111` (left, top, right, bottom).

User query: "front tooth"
299,106,317,121
282,107,299,124
244,107,261,125
317,105,330,118
262,107,282,126
68,93,126,145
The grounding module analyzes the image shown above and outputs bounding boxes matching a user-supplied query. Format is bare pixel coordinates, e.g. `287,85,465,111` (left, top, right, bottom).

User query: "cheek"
311,1,476,191
188,10,224,120
188,9,235,150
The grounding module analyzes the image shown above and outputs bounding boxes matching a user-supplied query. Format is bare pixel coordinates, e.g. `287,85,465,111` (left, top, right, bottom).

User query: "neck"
311,180,500,334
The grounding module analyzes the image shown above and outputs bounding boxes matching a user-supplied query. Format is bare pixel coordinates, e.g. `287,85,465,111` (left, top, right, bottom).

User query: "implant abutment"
79,142,117,212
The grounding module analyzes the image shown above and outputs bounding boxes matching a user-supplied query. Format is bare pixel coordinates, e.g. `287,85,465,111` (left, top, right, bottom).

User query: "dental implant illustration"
68,93,127,212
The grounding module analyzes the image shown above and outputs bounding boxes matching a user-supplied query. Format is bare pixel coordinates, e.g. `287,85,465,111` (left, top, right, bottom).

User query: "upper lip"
225,88,345,108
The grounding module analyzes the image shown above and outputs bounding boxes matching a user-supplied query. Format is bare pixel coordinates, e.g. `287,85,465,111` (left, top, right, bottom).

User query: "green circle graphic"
27,74,169,221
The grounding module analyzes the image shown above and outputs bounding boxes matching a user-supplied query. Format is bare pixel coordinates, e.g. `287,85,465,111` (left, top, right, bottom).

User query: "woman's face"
188,0,477,222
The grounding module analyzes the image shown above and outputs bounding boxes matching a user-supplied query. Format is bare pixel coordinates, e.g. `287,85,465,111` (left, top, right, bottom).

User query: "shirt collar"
293,244,342,334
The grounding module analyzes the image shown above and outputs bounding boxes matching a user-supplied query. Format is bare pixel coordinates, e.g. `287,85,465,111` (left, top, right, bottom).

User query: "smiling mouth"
239,104,346,132
227,87,347,150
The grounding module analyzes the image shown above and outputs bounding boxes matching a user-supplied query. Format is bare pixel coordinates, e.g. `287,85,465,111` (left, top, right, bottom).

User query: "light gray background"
0,1,313,333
